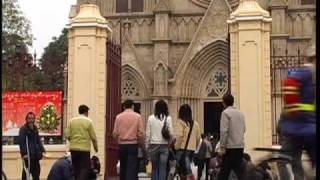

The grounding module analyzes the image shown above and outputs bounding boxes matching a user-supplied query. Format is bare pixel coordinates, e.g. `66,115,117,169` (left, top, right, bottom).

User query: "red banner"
2,91,62,136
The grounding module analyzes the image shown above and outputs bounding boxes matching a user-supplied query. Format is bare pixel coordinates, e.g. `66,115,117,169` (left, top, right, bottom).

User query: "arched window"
116,0,144,13
122,76,140,97
206,66,228,97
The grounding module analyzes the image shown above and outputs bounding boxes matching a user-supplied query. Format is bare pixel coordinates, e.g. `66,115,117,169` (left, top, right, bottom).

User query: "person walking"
278,45,316,175
65,105,98,180
113,99,145,180
146,99,174,180
174,104,201,180
196,134,212,180
217,94,246,180
19,112,46,180
277,112,304,180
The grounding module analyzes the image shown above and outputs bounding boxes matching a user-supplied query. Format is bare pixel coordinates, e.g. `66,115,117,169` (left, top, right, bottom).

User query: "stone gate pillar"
66,4,111,176
228,0,272,160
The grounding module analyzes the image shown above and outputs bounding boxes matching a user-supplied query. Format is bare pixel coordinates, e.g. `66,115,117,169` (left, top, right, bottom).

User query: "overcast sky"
19,0,77,58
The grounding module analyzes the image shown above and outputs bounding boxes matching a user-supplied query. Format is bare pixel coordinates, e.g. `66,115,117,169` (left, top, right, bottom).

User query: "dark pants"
176,150,194,177
70,150,91,180
295,135,316,168
198,158,210,180
278,135,316,180
22,155,40,180
119,144,139,180
218,148,244,180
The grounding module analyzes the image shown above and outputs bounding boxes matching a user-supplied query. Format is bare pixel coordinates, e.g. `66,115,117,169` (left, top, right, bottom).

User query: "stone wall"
2,145,67,180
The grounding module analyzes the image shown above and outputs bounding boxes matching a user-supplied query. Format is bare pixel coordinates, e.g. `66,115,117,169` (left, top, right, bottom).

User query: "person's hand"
143,157,149,165
218,147,226,157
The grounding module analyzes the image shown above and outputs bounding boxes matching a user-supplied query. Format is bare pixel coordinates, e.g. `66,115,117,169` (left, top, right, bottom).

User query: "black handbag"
177,122,194,175
161,117,171,140
194,141,207,166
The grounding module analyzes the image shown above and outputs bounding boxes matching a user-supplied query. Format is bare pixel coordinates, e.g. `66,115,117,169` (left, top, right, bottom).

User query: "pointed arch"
121,64,149,98
154,63,167,95
303,13,313,37
178,40,229,97
293,14,303,37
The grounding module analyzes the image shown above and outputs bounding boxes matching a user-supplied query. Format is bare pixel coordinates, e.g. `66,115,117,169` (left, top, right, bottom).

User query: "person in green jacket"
65,105,98,180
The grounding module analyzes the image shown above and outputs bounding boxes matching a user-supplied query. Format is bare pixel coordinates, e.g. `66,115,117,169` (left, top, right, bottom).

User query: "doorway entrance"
133,102,141,114
204,102,224,136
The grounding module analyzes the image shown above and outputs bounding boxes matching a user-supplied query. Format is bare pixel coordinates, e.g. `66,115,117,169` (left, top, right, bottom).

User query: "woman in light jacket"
146,99,174,180
174,104,201,180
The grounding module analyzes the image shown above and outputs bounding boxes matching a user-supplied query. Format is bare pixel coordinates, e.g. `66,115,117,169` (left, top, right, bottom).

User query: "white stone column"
66,4,111,175
228,0,272,160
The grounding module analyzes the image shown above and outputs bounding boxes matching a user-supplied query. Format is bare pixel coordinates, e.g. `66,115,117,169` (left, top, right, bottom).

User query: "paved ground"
102,156,314,180
102,173,151,180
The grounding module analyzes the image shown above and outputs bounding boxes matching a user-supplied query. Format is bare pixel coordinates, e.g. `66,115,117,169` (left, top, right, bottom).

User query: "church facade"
73,0,316,137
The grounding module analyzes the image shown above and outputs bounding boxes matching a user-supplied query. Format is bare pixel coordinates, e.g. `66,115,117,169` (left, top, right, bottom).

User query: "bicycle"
253,147,315,180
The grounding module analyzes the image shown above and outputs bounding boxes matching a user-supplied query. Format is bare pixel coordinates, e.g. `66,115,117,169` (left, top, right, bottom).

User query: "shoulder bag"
177,121,194,175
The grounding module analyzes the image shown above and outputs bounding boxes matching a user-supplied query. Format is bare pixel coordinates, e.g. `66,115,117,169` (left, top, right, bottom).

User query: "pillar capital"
67,4,111,31
228,0,271,23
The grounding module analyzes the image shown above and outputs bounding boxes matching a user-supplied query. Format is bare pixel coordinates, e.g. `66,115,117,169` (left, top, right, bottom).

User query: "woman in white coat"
146,99,174,180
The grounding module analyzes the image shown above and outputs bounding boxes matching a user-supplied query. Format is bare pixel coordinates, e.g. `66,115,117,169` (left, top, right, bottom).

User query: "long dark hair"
154,99,169,120
25,112,38,132
178,104,193,125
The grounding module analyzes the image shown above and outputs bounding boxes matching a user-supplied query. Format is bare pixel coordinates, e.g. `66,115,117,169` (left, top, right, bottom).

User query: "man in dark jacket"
47,153,73,180
18,112,45,180
279,45,316,169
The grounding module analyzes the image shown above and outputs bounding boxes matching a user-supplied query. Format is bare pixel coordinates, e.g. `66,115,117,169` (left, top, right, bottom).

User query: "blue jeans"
119,144,138,180
150,145,169,180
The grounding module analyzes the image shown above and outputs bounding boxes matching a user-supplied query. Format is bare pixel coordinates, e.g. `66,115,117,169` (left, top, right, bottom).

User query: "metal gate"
270,45,306,144
105,40,122,178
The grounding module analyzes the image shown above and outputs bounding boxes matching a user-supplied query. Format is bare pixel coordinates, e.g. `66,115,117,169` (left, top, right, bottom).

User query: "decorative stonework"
194,0,230,49
286,12,315,38
189,0,239,10
175,0,231,85
120,28,152,93
77,0,100,6
178,40,229,97
108,18,154,44
206,66,228,97
154,63,167,95
122,76,139,97
153,0,170,13
122,64,149,99
170,16,202,42
189,0,211,8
